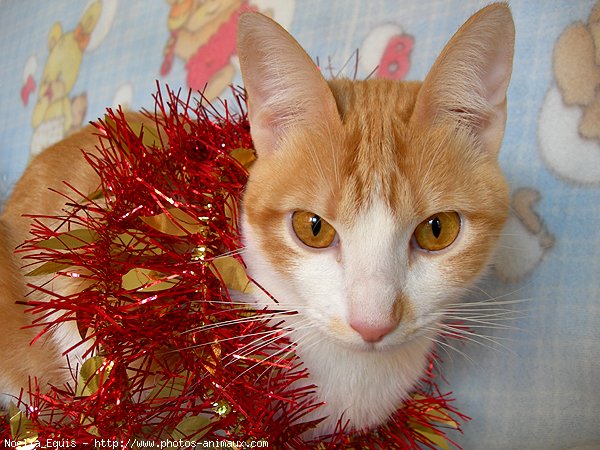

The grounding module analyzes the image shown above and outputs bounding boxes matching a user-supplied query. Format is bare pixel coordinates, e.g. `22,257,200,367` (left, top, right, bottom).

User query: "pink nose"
350,321,397,343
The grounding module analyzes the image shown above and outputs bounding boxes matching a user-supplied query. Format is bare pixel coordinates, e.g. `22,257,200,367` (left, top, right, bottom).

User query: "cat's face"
241,78,509,351
237,7,513,352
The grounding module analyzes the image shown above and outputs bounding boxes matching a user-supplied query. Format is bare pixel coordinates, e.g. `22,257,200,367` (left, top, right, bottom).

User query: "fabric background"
0,1,598,448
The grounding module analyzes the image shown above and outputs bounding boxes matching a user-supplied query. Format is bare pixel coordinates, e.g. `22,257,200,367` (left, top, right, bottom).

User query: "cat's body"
0,3,514,438
0,125,104,402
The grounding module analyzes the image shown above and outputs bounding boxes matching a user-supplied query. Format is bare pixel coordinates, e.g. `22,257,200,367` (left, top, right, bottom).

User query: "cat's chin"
293,327,435,438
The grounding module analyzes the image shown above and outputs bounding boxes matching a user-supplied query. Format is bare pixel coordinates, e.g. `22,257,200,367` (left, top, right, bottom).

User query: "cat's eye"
292,211,337,249
413,212,461,252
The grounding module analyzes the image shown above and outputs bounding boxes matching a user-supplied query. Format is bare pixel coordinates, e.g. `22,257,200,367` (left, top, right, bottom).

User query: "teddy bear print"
161,0,246,101
554,2,600,140
160,0,294,101
359,23,414,80
539,1,600,185
493,188,554,283
26,1,102,157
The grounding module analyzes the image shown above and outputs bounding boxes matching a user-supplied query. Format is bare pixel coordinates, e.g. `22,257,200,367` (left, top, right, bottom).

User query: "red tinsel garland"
0,86,468,449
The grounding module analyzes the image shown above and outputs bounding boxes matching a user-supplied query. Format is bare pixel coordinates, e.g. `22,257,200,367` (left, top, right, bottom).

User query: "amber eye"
413,212,461,252
292,211,337,249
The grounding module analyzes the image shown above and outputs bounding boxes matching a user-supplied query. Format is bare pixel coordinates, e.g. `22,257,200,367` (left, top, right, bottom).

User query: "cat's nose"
350,321,397,343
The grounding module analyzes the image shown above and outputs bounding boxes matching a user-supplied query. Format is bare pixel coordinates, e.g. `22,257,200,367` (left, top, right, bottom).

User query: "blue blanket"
1,1,598,448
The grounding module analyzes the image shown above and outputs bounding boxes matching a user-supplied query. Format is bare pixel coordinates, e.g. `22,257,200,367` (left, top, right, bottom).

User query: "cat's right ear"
237,12,341,156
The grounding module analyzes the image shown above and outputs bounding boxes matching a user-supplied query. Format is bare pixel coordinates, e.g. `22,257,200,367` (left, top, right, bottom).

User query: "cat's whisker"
448,333,517,357
442,304,527,313
193,301,254,307
443,302,529,310
443,320,520,333
224,339,301,390
442,310,528,321
442,302,530,317
221,318,312,365
464,280,536,301
244,319,319,360
421,292,525,359
457,323,522,334
364,65,379,80
437,323,517,354
256,323,322,375
442,314,527,323
428,334,455,362
276,321,321,348
166,328,284,359
443,313,529,324
194,313,294,333
254,325,322,383
228,328,295,359
334,48,360,79
184,310,299,334
220,332,293,370
177,329,281,353
423,330,479,367
263,304,312,317
458,291,533,307
211,247,247,259
221,321,317,375
190,331,299,391
439,301,529,317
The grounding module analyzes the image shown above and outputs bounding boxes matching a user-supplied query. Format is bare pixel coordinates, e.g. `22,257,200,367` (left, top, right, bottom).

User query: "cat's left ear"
411,3,515,155
237,12,341,156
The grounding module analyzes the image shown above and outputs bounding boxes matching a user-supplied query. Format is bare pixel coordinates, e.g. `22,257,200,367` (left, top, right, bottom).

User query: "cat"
236,3,514,435
0,2,515,439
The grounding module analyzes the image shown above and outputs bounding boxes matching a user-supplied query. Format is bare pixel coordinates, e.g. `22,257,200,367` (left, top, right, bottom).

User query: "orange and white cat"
0,3,514,438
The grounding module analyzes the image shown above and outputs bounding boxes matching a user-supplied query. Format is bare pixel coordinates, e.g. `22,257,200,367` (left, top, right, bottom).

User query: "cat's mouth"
331,334,425,355
319,321,425,353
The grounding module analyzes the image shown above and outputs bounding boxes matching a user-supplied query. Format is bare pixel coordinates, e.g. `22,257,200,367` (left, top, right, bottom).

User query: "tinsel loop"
0,85,468,449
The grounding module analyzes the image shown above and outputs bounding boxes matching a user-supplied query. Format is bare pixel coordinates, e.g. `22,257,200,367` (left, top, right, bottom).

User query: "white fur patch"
240,197,460,435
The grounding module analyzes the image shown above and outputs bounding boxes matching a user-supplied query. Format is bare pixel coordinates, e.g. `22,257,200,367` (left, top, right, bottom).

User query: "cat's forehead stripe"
329,79,420,224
